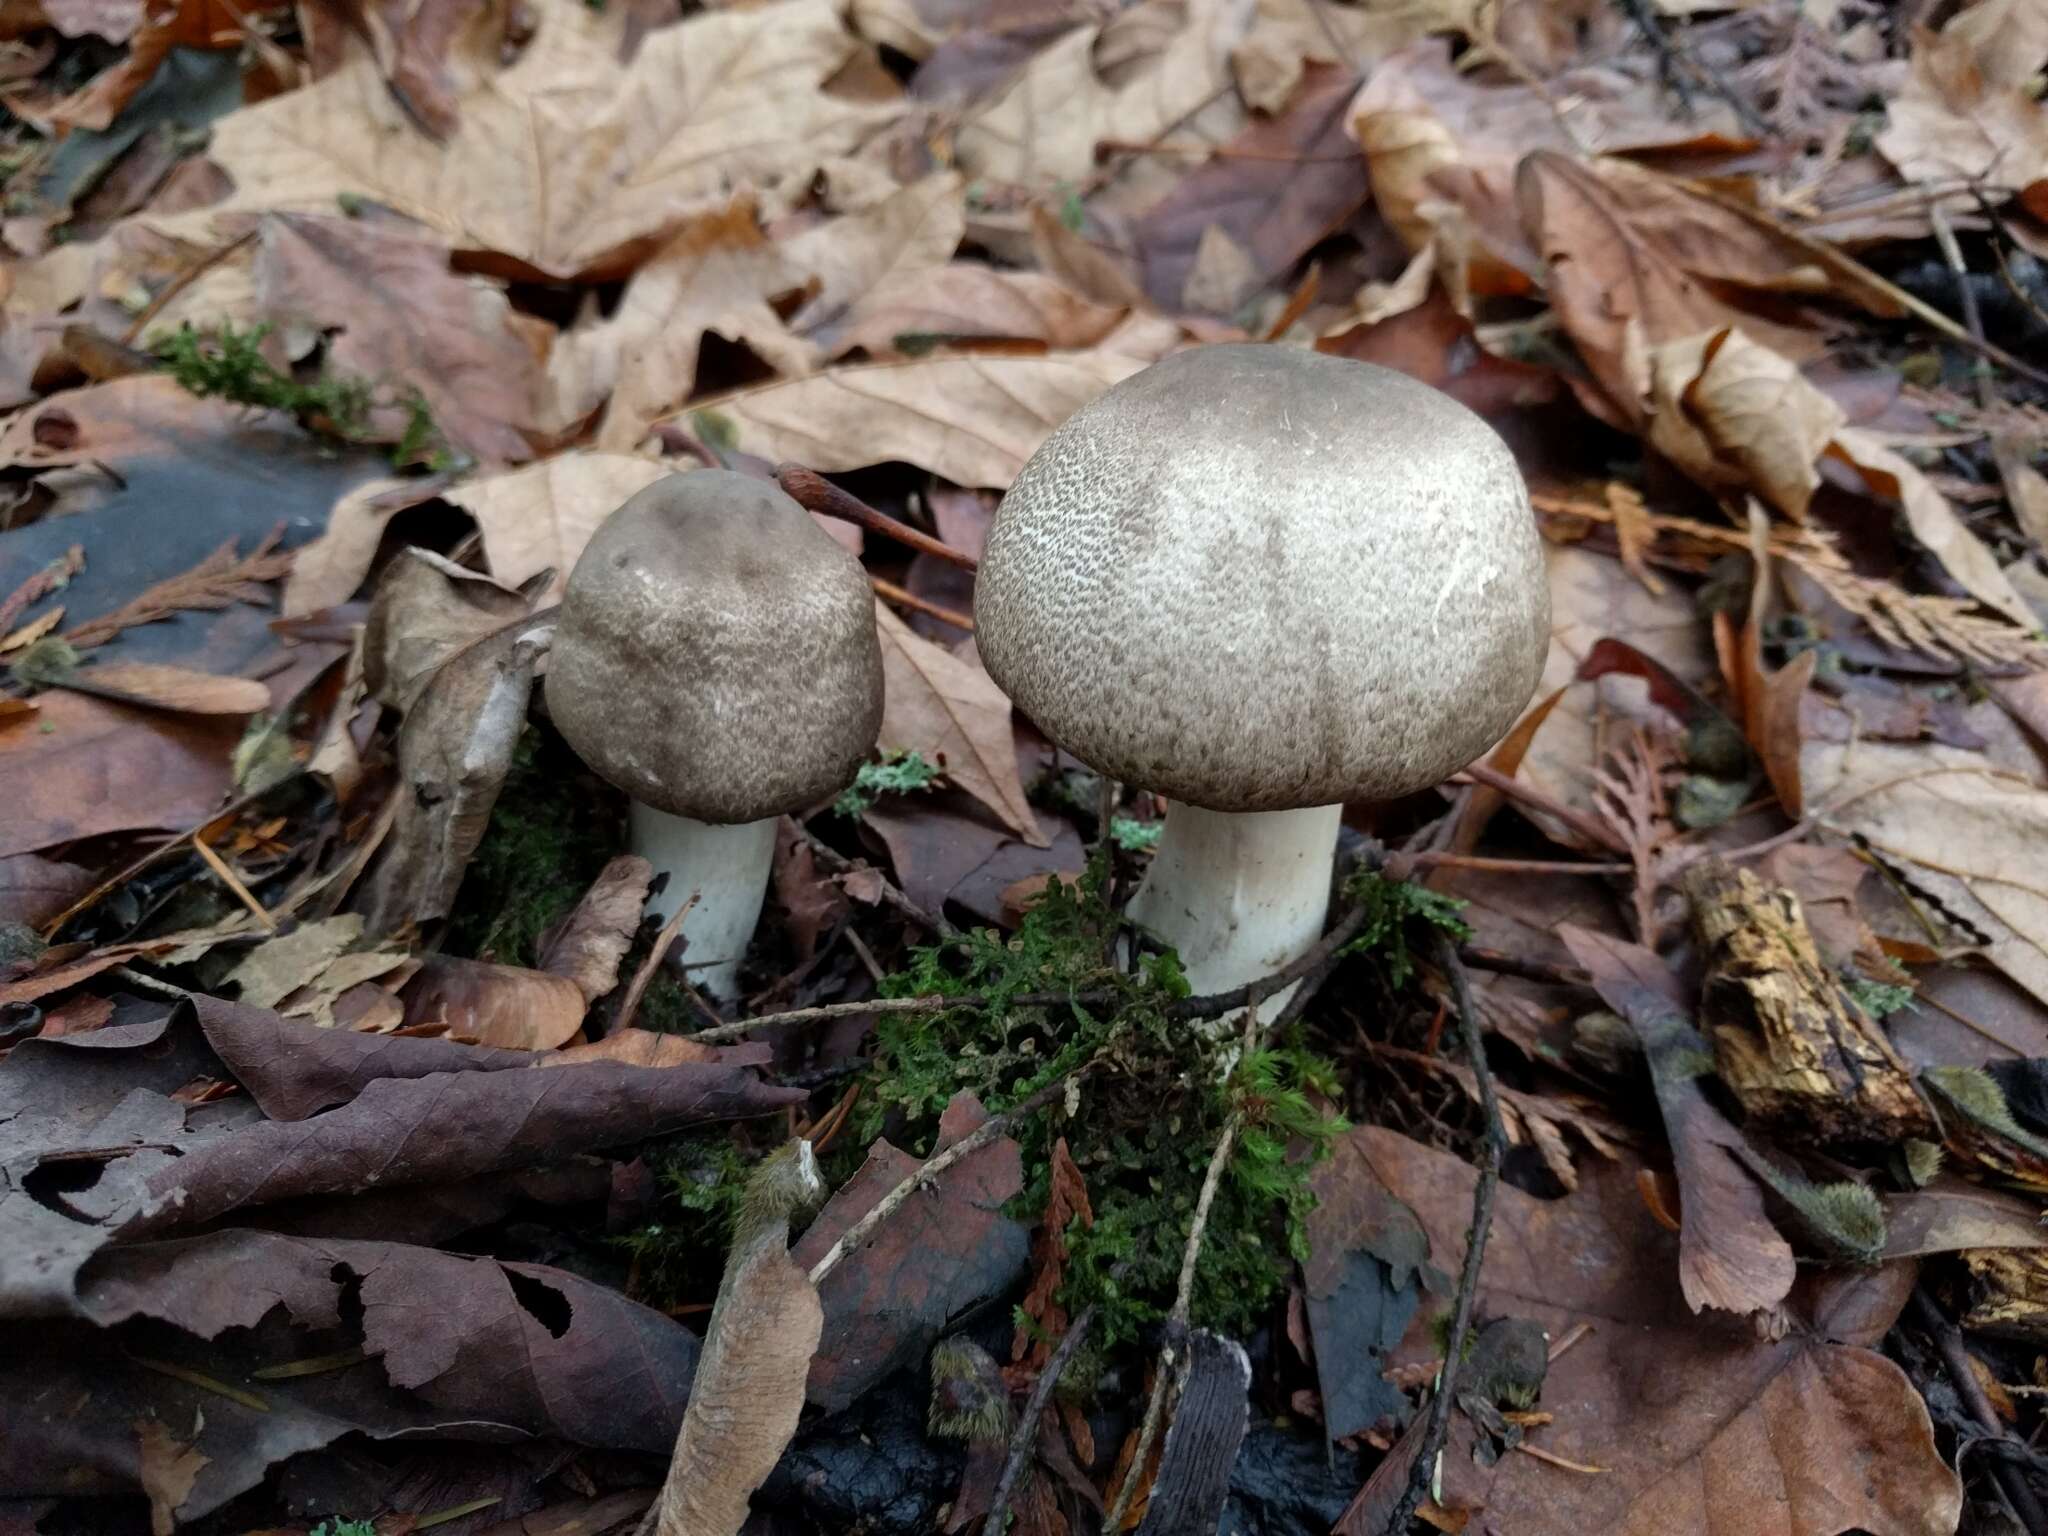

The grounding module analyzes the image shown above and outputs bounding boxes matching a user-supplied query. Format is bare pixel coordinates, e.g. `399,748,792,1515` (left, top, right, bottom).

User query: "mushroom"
973,344,1549,1010
547,470,883,999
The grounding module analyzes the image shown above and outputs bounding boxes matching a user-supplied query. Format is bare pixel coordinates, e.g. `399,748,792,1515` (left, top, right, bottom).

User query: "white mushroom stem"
631,803,779,1001
1124,800,1343,1021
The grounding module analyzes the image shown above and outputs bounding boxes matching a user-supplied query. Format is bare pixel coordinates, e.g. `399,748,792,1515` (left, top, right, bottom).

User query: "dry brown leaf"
179,0,898,279
1514,152,1828,427
136,1416,209,1536
403,951,588,1048
441,453,669,598
51,661,272,716
537,854,653,1004
1804,737,2048,1008
297,0,487,139
282,476,444,618
828,264,1128,360
953,2,1246,190
1876,9,2048,201
787,172,969,353
1994,437,2048,548
252,212,542,465
227,915,367,1009
362,545,546,713
544,197,815,450
1829,428,2038,632
674,319,1179,487
552,1026,730,1067
1643,327,1843,520
875,602,1044,846
1028,202,1148,311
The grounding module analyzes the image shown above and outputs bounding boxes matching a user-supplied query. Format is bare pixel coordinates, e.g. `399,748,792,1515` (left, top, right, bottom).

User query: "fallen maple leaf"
672,319,1180,487
875,602,1046,846
252,211,543,465
1876,5,2048,203
180,0,900,279
787,171,971,353
440,452,669,598
1351,1125,1961,1536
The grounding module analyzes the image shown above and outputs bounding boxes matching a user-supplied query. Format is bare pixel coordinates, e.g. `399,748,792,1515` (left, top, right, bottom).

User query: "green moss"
615,1129,760,1302
1109,816,1162,852
835,750,942,818
1340,868,1471,987
444,726,621,967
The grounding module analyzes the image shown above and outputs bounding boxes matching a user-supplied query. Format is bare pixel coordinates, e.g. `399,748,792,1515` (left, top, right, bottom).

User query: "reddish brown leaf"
538,854,653,1005
1315,284,1563,422
772,817,848,962
402,951,589,1050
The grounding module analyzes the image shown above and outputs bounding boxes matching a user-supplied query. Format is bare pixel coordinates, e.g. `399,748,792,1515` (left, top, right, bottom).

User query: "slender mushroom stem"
1124,800,1342,1018
631,805,778,1000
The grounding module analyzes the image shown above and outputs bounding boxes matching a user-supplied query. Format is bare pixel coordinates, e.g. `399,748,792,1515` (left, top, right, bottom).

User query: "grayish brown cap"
973,344,1550,811
547,470,884,824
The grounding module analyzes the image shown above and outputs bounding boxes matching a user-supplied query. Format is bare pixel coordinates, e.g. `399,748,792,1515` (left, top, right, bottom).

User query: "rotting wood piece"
1683,860,1931,1146
1954,1247,2048,1343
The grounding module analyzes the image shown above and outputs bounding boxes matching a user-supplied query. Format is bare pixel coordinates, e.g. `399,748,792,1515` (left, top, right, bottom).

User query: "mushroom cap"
546,470,883,824
973,344,1550,812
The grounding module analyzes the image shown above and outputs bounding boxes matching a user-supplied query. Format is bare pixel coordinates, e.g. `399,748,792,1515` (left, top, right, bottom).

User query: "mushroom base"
631,803,779,1001
1125,800,1341,1021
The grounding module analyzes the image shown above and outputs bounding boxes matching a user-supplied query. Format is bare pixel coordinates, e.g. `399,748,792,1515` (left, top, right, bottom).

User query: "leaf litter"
3,0,2048,1531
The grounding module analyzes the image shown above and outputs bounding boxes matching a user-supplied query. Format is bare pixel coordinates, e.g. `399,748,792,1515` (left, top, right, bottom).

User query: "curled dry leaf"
1560,923,1797,1316
441,452,669,599
787,171,971,352
401,952,589,1050
674,320,1180,487
178,0,898,279
362,545,546,713
875,603,1045,846
537,854,653,1004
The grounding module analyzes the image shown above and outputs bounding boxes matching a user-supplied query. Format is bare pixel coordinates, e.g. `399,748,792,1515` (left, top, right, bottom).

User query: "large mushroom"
547,470,883,999
973,344,1549,1007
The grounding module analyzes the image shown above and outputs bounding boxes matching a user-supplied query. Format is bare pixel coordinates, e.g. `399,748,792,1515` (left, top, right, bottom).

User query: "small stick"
1383,932,1506,1535
1457,762,1629,855
1408,851,1633,877
613,894,698,1034
1455,945,1590,988
789,817,955,938
871,575,974,632
1911,1290,2048,1532
985,1302,1100,1534
808,1066,1090,1286
121,229,258,346
192,833,276,931
1929,204,1995,410
684,992,952,1045
778,464,978,573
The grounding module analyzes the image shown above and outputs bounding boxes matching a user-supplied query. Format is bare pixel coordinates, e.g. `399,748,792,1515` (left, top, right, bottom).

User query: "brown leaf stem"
777,463,979,572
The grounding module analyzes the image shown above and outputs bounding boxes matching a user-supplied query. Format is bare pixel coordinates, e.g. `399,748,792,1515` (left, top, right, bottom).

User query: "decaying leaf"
135,1415,209,1536
43,659,272,716
361,545,548,713
788,172,971,354
875,602,1045,846
226,914,367,1009
1876,4,2048,202
401,951,588,1049
1561,924,1797,1315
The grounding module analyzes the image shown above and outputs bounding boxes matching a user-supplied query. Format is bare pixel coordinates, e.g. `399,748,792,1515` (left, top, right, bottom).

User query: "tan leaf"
1876,13,2048,199
178,0,897,278
362,546,545,713
787,172,968,353
228,915,367,1009
1939,0,2048,90
954,6,1247,189
51,661,271,716
1804,737,2048,1008
402,951,589,1049
283,476,443,618
544,197,815,450
253,212,542,464
674,320,1179,487
537,853,653,1004
1643,327,1844,520
875,602,1045,846
1994,436,2048,548
442,453,669,598
552,1026,726,1066
1028,203,1148,311
135,1417,209,1536
828,263,1128,360
1830,428,2037,632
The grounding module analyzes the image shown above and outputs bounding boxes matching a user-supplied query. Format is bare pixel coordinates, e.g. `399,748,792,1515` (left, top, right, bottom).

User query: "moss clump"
860,866,1345,1350
834,750,942,818
445,726,621,967
1342,867,1471,986
616,1130,761,1302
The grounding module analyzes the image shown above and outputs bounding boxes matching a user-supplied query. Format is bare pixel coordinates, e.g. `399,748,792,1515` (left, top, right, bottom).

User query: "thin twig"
808,1066,1090,1286
613,894,698,1034
1618,0,1771,138
1455,945,1590,988
871,575,974,632
120,229,259,346
778,464,978,573
1929,203,1996,410
1456,762,1630,854
1383,932,1506,1535
1102,1000,1265,1532
191,833,275,931
1409,851,1633,877
986,1302,1100,1534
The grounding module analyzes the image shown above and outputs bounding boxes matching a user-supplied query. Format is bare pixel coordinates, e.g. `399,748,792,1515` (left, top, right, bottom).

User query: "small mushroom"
974,344,1549,1010
547,470,883,999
